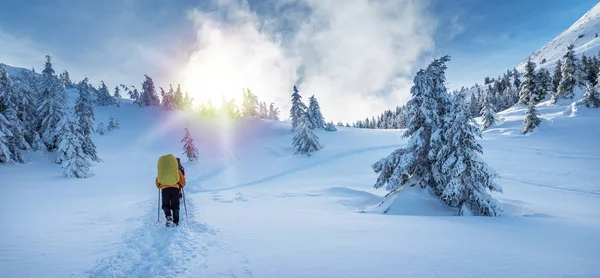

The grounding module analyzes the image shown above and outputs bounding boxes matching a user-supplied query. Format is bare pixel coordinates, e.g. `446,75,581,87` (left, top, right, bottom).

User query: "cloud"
178,0,436,122
0,29,53,71
448,15,466,40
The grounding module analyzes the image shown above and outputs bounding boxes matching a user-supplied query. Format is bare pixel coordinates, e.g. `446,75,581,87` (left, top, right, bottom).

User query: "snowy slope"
516,2,600,71
1,87,599,277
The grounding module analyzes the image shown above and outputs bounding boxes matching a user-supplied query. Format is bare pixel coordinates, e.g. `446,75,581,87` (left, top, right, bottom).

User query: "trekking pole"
182,187,188,220
158,188,160,223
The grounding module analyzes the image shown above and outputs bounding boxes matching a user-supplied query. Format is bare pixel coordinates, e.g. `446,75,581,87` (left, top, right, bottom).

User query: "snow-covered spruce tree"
535,68,551,102
140,75,160,107
581,83,600,108
290,85,307,130
96,122,105,135
480,95,497,131
0,65,30,163
108,117,119,131
557,44,578,101
181,127,199,161
174,84,184,110
307,95,326,129
292,114,322,156
372,56,451,192
74,78,100,162
59,70,73,88
56,113,91,178
268,103,280,120
552,60,562,93
183,91,193,110
582,54,599,86
241,88,259,117
113,86,122,99
37,55,67,151
96,81,115,106
519,59,539,104
10,73,43,151
512,68,521,90
324,121,337,131
0,113,13,164
435,93,503,216
523,101,541,134
258,101,268,119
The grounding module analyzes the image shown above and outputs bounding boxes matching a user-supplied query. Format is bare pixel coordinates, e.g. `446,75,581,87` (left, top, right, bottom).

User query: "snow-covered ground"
1,92,599,277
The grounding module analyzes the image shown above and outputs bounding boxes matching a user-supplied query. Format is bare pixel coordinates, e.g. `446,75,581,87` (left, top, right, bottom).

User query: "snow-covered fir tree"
581,83,600,108
96,122,105,135
56,113,91,178
37,55,67,151
174,84,183,110
258,102,268,119
59,70,72,88
435,93,503,216
519,59,541,104
324,121,337,131
552,60,563,93
290,85,307,130
556,44,578,101
306,95,326,129
181,127,199,161
0,112,13,164
0,65,30,163
140,75,160,107
183,91,193,110
268,103,280,120
74,78,99,162
536,68,552,102
372,56,452,192
581,54,599,86
480,95,497,131
96,81,115,106
523,101,541,134
292,114,322,156
107,117,120,131
241,89,259,117
10,72,44,151
113,86,122,99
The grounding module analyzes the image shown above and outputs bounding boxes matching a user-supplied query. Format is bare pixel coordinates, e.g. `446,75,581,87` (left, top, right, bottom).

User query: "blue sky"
0,0,597,121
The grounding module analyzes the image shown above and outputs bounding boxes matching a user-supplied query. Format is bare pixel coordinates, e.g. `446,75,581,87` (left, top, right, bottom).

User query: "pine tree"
324,121,337,131
557,44,578,101
10,72,43,151
181,127,199,161
0,65,29,163
290,85,307,130
523,101,541,134
183,91,193,110
306,95,326,129
56,113,91,178
241,88,259,117
268,103,280,120
59,70,72,88
435,93,503,216
372,56,452,192
581,83,600,108
37,55,67,151
552,60,563,93
519,59,538,104
292,114,322,155
74,78,99,162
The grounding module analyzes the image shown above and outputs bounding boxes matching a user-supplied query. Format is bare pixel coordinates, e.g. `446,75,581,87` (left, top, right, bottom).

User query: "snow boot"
166,216,174,227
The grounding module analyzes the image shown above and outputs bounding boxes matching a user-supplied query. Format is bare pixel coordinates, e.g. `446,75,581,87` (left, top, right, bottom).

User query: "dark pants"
161,187,180,224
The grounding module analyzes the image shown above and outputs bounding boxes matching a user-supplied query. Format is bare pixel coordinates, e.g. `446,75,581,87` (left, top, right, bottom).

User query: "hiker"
156,154,186,227
176,157,185,199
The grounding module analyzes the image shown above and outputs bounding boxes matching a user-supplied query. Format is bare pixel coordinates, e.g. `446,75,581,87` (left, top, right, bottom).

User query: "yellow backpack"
157,154,180,186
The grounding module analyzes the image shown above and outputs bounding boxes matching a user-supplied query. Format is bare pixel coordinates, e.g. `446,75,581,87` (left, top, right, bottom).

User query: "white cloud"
179,0,436,122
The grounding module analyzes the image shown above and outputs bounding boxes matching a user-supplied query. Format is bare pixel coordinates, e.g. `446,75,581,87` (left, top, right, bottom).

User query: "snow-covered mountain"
516,3,600,71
